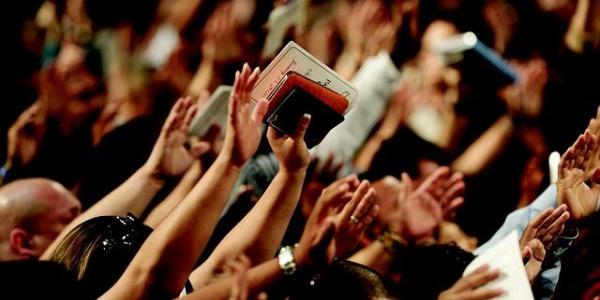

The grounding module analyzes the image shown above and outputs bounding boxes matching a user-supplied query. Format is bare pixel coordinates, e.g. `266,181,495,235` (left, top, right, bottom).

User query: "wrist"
280,165,309,176
138,164,167,188
214,153,244,173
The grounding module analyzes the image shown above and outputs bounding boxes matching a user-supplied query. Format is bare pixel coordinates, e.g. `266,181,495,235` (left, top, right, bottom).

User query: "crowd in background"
1,0,599,299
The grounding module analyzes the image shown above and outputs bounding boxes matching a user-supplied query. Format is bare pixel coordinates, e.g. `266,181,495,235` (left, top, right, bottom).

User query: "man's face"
28,189,81,256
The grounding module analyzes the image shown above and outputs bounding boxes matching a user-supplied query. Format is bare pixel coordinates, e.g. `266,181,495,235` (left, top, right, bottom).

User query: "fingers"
456,266,500,292
340,180,371,221
359,204,380,230
352,187,377,221
539,204,568,234
183,101,199,130
443,197,464,218
251,98,268,123
163,97,191,133
528,207,554,231
463,288,505,300
541,211,569,245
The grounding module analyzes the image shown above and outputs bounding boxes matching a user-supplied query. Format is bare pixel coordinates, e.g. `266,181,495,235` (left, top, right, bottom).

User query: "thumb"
293,114,311,141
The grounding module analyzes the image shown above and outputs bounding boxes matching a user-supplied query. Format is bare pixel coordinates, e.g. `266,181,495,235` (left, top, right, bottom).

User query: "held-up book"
188,85,232,137
434,32,519,86
463,231,534,300
251,41,358,110
252,42,357,148
266,72,348,148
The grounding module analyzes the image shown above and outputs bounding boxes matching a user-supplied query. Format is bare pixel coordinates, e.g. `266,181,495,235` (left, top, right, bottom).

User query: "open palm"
223,63,268,167
146,97,209,176
558,131,600,220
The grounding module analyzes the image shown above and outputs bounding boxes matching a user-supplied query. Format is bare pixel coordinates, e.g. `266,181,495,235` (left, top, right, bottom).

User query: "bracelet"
278,245,298,276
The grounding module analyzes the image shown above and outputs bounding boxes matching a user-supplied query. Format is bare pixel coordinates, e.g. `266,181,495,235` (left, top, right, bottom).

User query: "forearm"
144,161,203,228
184,259,284,300
104,155,241,299
190,168,306,286
187,60,220,96
334,48,364,80
41,165,164,260
452,115,514,175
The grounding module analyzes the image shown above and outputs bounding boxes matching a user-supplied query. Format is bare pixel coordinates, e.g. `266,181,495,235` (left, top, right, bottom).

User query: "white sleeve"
310,52,401,165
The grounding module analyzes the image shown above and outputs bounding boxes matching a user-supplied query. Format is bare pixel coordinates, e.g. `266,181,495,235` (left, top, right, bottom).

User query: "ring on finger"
350,215,360,225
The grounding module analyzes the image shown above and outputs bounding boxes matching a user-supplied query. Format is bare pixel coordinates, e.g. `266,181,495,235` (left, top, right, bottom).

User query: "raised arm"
143,160,203,228
188,115,312,287
101,63,268,299
41,96,207,259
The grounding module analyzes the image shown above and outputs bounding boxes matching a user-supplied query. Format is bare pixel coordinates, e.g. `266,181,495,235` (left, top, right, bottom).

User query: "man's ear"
9,228,37,258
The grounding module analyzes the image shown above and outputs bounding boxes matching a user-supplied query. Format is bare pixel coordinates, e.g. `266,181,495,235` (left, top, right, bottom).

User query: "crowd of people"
1,0,599,299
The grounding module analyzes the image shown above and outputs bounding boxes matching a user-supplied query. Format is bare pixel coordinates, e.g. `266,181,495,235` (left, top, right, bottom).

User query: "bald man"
0,179,81,261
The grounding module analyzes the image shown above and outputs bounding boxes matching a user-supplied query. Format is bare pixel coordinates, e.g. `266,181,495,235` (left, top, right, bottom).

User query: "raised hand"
267,114,311,173
522,238,546,283
331,180,379,259
519,204,569,251
438,265,504,300
557,130,600,220
222,63,268,168
393,172,443,240
416,167,465,219
144,97,210,177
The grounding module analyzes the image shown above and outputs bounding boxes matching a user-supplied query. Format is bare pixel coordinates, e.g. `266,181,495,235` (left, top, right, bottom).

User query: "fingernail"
303,113,311,120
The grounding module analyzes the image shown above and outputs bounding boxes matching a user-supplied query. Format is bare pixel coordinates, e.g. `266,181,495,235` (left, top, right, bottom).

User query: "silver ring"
350,215,360,224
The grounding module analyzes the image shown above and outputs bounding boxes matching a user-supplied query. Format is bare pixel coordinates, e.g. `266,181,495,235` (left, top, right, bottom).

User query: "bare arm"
451,115,514,176
144,160,203,228
101,64,268,299
41,97,206,260
189,117,312,286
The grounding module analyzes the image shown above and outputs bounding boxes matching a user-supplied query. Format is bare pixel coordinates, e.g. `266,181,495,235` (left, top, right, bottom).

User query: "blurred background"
1,0,599,297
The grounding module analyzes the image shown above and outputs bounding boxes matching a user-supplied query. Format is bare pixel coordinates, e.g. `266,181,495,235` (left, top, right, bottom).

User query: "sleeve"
310,52,401,166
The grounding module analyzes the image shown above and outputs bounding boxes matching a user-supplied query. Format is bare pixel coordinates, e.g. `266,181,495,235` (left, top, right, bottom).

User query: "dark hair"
84,0,160,36
0,260,89,299
49,214,152,298
296,259,394,300
398,244,475,300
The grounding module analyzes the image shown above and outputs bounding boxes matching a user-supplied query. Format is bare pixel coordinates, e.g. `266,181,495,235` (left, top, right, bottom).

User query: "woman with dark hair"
50,214,152,298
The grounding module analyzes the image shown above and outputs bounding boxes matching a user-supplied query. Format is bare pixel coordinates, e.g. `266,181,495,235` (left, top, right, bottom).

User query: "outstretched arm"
41,97,207,260
101,64,268,299
188,115,312,287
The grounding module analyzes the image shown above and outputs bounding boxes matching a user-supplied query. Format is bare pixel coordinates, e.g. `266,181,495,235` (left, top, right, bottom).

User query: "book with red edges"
265,71,348,148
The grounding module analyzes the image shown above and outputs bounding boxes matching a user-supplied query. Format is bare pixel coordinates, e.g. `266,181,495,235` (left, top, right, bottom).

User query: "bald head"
0,179,81,261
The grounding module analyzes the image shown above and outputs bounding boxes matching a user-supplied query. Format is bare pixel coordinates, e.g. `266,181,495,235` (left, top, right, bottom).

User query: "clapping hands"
557,128,600,220
389,167,465,241
295,175,380,269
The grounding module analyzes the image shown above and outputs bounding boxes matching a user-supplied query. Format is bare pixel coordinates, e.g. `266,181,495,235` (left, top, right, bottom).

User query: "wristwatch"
278,245,297,275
